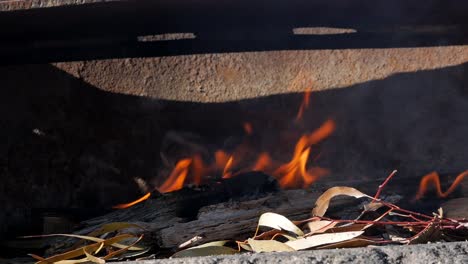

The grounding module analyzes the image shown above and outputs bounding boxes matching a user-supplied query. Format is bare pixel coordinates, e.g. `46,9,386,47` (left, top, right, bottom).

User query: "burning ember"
115,91,336,209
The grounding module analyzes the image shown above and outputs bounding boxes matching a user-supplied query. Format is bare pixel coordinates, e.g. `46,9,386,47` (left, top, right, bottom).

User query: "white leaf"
257,212,304,236
285,231,364,250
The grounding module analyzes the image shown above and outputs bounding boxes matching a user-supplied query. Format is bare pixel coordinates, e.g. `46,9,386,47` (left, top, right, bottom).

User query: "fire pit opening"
1,0,468,263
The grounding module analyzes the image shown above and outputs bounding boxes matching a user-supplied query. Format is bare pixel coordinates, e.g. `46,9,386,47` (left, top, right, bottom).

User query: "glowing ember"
113,192,151,209
296,90,311,121
416,170,468,199
158,158,192,193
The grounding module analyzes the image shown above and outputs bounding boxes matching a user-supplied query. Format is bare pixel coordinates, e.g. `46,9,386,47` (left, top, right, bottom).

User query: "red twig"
373,170,398,201
318,216,430,226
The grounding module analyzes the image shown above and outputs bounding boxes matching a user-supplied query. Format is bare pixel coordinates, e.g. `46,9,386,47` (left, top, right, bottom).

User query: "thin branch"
373,170,398,201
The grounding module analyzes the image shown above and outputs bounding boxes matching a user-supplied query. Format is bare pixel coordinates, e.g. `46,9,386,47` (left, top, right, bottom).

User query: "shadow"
0,60,467,241
1,0,468,64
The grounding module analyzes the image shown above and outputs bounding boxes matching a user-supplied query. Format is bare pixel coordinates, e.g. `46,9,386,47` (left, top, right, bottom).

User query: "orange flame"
222,156,234,179
114,159,192,209
306,119,336,145
158,158,192,193
113,192,151,209
215,150,235,178
296,90,311,121
416,170,468,199
274,120,335,188
114,119,336,208
252,152,272,171
215,150,229,169
243,122,253,135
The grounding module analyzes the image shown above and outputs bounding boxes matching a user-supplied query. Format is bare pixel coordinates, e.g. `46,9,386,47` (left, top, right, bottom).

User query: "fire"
115,119,336,209
416,170,468,199
274,120,335,188
113,192,151,209
215,150,234,178
296,90,311,121
222,156,234,179
158,158,192,193
252,152,272,171
113,159,192,209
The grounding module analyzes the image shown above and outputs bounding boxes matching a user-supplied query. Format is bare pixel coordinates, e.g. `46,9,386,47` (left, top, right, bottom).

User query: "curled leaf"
312,187,370,217
257,212,304,236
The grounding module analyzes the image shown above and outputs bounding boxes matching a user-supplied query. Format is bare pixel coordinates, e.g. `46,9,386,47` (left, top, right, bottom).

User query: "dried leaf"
257,212,304,236
272,233,298,241
106,246,151,261
253,229,282,240
23,233,143,251
442,198,468,219
238,242,253,251
247,239,295,253
192,241,229,248
406,219,442,245
84,247,105,264
363,202,385,212
318,238,380,249
87,222,145,237
326,224,369,233
285,231,364,250
28,254,45,261
306,220,337,235
178,236,203,248
94,242,105,255
172,246,238,258
37,234,134,264
103,235,145,260
312,187,370,217
55,258,91,264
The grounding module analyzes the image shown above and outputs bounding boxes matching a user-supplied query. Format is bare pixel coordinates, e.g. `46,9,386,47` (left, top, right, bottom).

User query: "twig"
373,170,398,201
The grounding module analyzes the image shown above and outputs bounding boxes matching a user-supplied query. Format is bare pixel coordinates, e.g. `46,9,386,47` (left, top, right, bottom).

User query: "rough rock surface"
115,241,468,264
55,46,468,102
0,0,114,11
